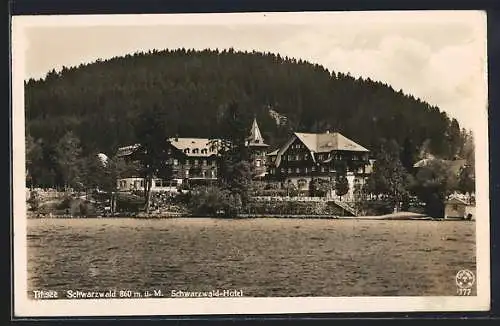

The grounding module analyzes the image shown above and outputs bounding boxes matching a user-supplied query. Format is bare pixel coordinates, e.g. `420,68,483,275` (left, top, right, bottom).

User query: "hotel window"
296,168,300,174
256,159,261,167
288,168,292,174
281,168,285,173
312,166,316,172
321,167,326,172
173,159,179,166
194,159,199,166
211,160,216,166
185,159,190,165
288,155,293,161
305,167,309,173
203,159,207,166
295,154,300,161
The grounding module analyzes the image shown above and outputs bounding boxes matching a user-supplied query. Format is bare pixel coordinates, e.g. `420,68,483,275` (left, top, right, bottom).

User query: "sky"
14,11,487,132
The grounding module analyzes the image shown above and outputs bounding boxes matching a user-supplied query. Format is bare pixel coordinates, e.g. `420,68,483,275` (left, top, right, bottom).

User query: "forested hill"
25,48,466,162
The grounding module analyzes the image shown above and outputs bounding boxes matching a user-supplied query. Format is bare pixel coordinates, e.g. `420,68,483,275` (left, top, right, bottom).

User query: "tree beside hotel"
366,139,412,210
131,107,175,213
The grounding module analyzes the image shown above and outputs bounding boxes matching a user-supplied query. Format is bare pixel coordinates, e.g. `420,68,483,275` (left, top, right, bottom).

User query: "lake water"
27,218,476,297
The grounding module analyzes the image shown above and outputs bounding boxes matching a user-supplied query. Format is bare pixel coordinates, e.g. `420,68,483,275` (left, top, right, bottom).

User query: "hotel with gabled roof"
116,118,374,199
268,131,374,200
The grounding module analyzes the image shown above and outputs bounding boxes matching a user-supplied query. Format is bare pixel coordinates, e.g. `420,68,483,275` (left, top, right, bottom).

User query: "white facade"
284,172,367,201
116,178,182,192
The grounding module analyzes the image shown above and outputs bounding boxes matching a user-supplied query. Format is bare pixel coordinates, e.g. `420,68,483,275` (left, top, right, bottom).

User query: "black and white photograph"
12,11,489,316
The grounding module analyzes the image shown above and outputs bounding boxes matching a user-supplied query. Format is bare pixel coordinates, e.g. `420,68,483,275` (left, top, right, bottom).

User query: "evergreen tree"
413,160,459,217
400,137,417,172
25,132,42,187
131,107,175,213
367,139,411,209
335,160,349,200
81,153,106,191
54,131,84,190
335,177,349,200
448,118,462,158
457,130,475,200
458,164,475,197
212,101,253,206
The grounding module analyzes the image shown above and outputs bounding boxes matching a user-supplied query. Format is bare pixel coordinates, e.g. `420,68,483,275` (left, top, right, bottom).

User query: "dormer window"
193,148,199,154
201,149,207,154
184,148,190,154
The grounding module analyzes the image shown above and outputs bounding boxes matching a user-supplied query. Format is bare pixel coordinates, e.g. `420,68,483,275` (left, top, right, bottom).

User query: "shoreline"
27,212,470,221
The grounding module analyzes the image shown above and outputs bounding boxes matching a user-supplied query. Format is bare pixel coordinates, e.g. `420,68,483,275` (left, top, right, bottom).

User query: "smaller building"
444,196,475,220
413,156,467,176
117,178,181,193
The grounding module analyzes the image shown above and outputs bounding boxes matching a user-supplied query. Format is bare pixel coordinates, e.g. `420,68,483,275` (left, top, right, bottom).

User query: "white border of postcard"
12,11,490,317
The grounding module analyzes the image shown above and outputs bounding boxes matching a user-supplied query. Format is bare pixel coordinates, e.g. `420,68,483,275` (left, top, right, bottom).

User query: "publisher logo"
456,269,475,289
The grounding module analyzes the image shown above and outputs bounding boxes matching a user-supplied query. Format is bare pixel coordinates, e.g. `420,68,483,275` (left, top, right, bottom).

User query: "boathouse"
444,196,475,220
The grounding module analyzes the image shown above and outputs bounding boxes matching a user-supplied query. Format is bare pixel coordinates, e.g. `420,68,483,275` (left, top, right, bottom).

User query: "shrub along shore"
27,187,460,220
26,187,438,220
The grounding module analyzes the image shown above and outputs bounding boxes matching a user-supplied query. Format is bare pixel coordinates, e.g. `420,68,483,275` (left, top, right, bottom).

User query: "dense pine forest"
25,48,470,189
